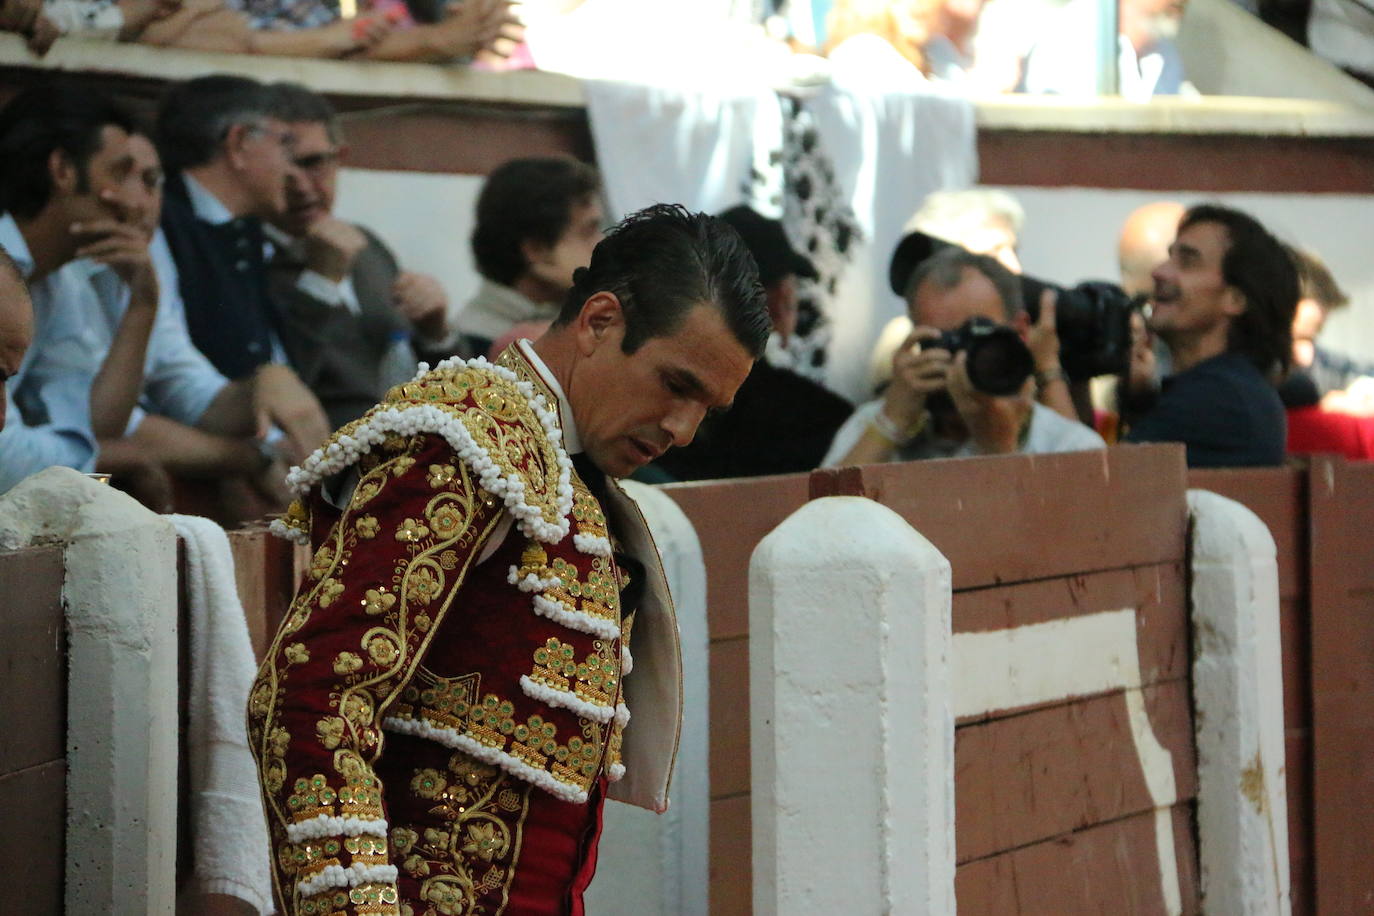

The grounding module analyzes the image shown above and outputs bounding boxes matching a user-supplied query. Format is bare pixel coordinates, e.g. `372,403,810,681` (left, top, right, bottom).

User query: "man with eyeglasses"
262,82,454,429
156,74,331,477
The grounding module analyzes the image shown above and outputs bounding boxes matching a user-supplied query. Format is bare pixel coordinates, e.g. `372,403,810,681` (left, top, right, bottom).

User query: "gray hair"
907,188,1025,245
906,246,1022,321
156,75,291,173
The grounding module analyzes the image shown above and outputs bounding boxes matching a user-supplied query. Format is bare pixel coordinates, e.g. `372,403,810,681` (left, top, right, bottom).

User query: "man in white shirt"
824,247,1104,467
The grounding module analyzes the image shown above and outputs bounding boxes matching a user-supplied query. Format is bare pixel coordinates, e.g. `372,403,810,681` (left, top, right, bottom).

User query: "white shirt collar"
0,212,36,279
182,172,236,226
514,338,582,455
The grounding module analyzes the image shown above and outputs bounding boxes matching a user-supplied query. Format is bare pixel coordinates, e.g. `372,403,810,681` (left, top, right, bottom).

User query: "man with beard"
1123,204,1294,467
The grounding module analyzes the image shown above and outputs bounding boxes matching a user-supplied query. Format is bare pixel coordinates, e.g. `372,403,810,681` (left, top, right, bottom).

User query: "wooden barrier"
668,444,1201,914
0,544,66,915
4,447,1372,912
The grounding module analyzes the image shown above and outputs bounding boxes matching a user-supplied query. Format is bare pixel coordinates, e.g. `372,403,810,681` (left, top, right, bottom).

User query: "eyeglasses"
294,148,345,175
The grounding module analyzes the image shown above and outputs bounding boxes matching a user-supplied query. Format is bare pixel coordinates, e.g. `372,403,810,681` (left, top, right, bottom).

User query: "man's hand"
0,0,59,53
72,218,159,309
1026,290,1061,375
431,0,518,58
882,327,949,432
947,350,1034,455
251,364,331,465
302,216,369,283
392,271,449,341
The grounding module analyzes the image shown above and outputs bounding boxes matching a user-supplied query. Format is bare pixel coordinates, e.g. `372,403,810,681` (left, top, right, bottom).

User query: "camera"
889,230,1139,383
1019,276,1138,382
920,316,1034,396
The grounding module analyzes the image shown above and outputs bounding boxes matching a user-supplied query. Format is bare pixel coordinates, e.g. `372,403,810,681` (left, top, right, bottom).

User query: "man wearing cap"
823,245,1103,467
651,205,853,480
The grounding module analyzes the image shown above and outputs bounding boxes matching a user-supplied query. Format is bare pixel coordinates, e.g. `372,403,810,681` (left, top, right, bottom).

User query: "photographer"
823,247,1104,467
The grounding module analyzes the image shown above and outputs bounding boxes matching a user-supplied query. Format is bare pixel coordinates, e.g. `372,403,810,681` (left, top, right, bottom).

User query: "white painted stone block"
749,496,954,916
585,481,710,916
1187,489,1290,915
0,467,179,914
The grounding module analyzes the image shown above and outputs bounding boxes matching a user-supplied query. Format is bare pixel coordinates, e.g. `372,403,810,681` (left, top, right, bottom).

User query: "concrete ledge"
4,33,1374,137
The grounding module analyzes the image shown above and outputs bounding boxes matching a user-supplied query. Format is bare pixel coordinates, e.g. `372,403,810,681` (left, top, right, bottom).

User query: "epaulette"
269,356,573,546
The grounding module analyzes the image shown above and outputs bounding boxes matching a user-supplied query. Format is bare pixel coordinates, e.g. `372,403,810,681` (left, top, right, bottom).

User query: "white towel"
171,514,273,915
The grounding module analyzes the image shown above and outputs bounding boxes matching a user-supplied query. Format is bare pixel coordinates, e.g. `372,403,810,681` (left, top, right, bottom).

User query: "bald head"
1119,200,1185,298
0,249,33,432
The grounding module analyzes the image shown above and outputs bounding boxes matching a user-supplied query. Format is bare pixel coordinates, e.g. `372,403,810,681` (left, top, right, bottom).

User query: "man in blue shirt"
0,85,160,495
1124,204,1295,467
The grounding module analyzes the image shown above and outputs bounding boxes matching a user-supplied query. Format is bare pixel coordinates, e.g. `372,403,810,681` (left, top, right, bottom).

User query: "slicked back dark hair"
1180,204,1298,375
156,75,286,174
471,157,601,285
553,203,770,358
268,81,343,144
0,84,140,220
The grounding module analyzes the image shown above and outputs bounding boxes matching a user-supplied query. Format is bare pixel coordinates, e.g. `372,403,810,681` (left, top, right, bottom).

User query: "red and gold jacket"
247,345,683,915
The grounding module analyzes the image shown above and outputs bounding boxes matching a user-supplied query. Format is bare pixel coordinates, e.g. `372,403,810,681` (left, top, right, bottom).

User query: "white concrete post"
585,480,711,916
0,467,179,914
749,496,954,916
1187,489,1290,915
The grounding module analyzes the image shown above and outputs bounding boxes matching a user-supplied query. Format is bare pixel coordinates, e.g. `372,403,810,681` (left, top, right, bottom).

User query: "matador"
247,205,768,915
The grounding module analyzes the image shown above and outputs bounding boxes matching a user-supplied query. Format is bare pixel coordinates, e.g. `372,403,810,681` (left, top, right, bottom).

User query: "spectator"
156,75,330,463
1282,247,1374,411
870,188,1024,394
824,246,1104,467
0,0,184,54
263,83,454,428
1123,204,1295,467
652,205,853,480
1118,200,1185,298
0,85,162,496
1020,0,1191,100
95,131,309,519
172,0,517,62
137,0,392,57
458,156,603,357
0,249,33,434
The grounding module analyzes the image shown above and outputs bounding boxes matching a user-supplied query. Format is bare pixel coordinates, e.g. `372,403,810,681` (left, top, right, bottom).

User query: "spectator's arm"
360,0,514,61
140,230,231,430
196,364,330,465
77,219,160,440
124,412,264,478
137,0,387,56
0,390,97,493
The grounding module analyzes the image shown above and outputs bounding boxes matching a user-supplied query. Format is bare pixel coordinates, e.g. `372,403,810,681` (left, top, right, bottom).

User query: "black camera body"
1020,277,1137,382
921,316,1034,397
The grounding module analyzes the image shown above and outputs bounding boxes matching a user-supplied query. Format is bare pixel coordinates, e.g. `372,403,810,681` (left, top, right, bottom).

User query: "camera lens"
965,329,1034,396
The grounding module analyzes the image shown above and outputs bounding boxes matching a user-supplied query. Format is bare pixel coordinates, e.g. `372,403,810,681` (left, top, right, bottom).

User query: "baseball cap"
888,229,959,297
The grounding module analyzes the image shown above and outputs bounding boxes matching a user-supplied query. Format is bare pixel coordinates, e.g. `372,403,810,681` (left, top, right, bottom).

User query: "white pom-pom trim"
620,645,633,676
283,358,573,544
382,715,589,804
519,675,617,724
508,566,562,593
286,813,388,843
572,533,613,558
614,703,631,728
608,762,626,782
295,862,398,898
532,594,621,640
269,517,311,545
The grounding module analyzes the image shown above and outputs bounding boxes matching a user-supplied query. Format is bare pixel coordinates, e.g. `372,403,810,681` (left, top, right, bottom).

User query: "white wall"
334,167,487,317
990,185,1374,361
